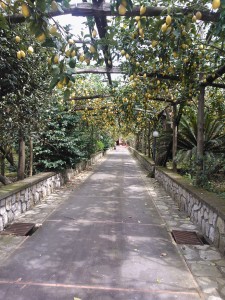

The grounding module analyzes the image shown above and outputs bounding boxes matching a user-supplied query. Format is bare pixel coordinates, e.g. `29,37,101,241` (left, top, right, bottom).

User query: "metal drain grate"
171,230,204,245
0,223,36,236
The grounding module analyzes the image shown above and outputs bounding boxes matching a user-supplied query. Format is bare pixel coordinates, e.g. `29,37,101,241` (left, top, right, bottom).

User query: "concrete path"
0,147,218,299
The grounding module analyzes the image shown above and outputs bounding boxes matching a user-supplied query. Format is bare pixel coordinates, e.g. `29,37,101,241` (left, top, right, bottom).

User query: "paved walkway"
0,147,224,299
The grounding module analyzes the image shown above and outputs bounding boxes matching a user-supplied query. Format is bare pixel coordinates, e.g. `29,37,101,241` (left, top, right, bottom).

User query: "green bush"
96,140,105,151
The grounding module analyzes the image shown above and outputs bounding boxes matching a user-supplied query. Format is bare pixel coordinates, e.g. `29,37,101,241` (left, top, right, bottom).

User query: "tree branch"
7,3,219,23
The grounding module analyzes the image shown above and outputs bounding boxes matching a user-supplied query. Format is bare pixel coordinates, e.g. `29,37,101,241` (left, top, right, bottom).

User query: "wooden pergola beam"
8,3,219,23
147,97,175,103
72,106,108,111
74,67,180,82
205,63,225,84
206,82,225,89
73,66,124,74
146,73,180,81
92,0,113,85
69,95,110,100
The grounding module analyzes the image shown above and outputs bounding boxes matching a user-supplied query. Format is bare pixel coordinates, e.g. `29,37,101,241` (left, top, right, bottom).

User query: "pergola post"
141,130,145,154
18,129,26,180
135,133,140,150
172,105,178,172
144,123,147,155
196,85,205,186
147,121,151,158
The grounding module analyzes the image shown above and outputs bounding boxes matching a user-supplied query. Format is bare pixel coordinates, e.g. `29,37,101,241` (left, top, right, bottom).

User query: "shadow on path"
0,147,202,299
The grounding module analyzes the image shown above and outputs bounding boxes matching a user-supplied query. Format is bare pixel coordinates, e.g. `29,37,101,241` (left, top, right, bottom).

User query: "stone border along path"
0,159,99,266
0,150,225,299
139,164,225,300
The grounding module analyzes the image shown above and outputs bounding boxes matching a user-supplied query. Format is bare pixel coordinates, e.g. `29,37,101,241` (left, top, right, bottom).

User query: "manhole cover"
0,223,36,236
171,230,204,245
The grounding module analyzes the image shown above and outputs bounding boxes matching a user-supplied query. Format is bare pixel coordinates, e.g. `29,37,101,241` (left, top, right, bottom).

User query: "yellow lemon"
68,39,74,44
27,46,34,54
196,11,202,20
71,50,76,57
89,45,96,53
140,5,146,15
21,3,30,17
36,33,46,42
49,25,57,34
92,29,97,38
118,4,126,15
53,55,59,64
139,28,144,38
51,0,58,11
135,16,140,22
15,36,21,43
17,51,22,59
212,0,220,9
0,1,6,9
166,15,172,25
192,15,197,22
152,40,158,47
20,50,25,58
65,49,71,57
161,23,167,33
57,82,63,89
79,55,85,62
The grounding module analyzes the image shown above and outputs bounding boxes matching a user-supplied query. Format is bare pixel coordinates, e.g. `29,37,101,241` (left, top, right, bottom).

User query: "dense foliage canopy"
0,0,224,191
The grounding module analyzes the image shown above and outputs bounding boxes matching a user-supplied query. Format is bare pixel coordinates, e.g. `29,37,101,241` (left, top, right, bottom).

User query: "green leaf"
64,89,70,100
0,14,8,30
69,58,76,68
42,37,57,48
49,76,59,90
36,0,46,12
51,65,60,76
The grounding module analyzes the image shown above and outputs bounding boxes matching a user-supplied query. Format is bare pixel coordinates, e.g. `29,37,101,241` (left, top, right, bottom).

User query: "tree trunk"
29,137,33,177
0,155,5,176
135,133,140,150
196,85,205,186
0,146,15,167
141,130,145,154
158,103,185,167
0,174,12,185
147,121,151,158
144,124,147,155
172,105,178,172
18,131,26,180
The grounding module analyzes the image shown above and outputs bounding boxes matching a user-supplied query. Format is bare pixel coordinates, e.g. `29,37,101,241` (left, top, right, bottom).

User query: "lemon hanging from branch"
21,3,30,18
89,45,96,53
166,15,172,26
15,36,21,43
118,4,126,15
212,0,220,9
140,5,146,15
36,32,46,43
161,23,168,33
92,29,97,38
28,46,34,54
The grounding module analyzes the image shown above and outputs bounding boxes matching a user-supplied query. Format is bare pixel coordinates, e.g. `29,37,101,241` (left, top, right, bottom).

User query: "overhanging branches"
8,3,219,23
69,95,111,100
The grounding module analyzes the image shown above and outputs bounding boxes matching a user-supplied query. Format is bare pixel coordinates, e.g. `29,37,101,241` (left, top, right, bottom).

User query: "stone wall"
0,151,106,231
129,147,155,176
130,147,225,254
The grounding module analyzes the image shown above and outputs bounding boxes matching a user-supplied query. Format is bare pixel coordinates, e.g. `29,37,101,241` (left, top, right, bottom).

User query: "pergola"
9,1,225,185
